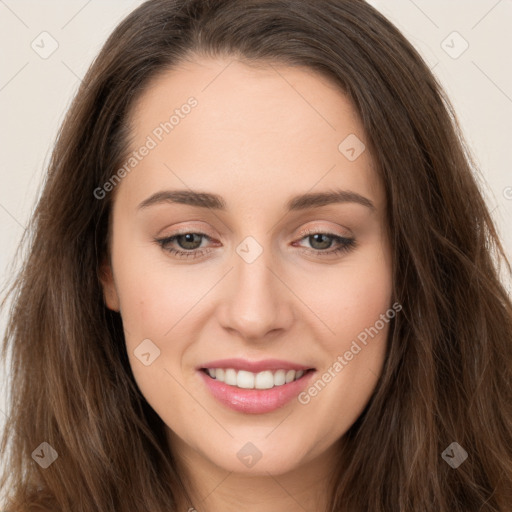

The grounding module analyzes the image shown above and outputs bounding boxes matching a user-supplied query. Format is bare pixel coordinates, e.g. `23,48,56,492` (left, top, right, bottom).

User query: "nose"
217,242,295,342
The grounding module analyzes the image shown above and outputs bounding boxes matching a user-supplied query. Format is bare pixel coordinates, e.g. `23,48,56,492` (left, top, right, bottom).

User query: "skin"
100,56,393,512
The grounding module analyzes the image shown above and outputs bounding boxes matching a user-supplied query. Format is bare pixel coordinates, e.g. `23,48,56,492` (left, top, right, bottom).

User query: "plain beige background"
1,0,511,475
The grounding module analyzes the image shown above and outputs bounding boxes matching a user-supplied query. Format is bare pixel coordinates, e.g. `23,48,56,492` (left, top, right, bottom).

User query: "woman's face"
101,57,393,476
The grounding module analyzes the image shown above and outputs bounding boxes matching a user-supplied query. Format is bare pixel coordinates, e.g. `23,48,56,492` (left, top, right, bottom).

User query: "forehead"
119,56,383,210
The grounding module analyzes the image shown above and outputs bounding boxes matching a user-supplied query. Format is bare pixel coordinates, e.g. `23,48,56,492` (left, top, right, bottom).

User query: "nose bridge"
219,235,294,340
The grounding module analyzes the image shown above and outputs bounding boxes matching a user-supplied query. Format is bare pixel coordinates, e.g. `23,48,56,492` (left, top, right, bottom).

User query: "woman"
1,0,511,510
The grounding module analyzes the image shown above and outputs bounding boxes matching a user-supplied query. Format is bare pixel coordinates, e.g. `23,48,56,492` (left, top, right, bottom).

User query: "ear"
98,257,120,312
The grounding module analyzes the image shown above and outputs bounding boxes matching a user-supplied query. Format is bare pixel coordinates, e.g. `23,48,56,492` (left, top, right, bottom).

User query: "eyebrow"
137,188,375,212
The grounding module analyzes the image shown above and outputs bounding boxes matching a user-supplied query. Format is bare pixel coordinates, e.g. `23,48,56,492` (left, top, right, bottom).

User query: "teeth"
237,370,255,389
274,369,286,386
205,368,308,389
225,369,237,386
255,370,274,389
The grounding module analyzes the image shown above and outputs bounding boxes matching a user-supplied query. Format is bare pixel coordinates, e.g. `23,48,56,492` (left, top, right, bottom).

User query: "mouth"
197,359,316,414
200,367,315,390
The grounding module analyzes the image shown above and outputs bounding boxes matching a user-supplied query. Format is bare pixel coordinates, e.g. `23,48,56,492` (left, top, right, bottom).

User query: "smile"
197,359,316,414
202,368,308,389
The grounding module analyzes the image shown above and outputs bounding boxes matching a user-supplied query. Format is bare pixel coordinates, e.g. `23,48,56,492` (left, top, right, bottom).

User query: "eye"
154,229,356,260
293,229,356,257
155,232,216,259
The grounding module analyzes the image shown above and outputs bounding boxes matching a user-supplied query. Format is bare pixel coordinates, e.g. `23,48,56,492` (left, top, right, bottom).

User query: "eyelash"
154,229,356,260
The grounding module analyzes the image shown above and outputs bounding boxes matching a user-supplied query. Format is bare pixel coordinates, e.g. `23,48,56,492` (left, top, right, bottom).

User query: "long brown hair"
2,1,511,510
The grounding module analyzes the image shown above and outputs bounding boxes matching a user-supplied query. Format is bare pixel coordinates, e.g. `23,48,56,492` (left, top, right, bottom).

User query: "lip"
198,367,316,414
197,358,314,373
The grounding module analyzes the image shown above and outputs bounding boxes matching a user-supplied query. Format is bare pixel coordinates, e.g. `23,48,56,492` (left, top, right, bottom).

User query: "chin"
200,437,312,476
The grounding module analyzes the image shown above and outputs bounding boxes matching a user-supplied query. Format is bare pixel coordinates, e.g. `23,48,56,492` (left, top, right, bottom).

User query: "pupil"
311,234,331,250
179,233,201,250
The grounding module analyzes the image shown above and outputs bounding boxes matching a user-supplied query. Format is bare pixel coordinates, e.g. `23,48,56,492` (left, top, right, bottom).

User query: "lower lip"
198,369,316,414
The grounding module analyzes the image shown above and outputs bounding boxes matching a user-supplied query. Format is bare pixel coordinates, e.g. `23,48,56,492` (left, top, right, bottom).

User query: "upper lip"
198,358,315,373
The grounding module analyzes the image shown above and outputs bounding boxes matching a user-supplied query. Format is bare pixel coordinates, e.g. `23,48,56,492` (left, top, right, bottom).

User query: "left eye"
293,232,356,257
299,232,340,250
154,231,356,259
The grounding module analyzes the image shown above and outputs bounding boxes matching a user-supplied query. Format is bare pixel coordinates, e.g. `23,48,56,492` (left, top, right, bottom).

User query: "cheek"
297,241,393,348
113,261,196,414
113,248,208,341
293,240,392,418
111,243,224,402
308,263,392,427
